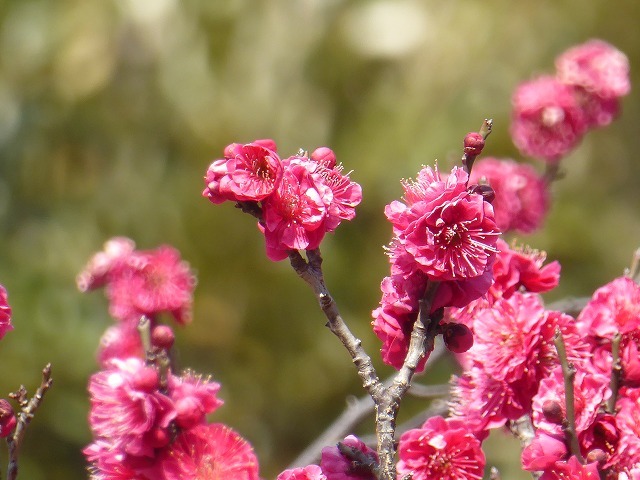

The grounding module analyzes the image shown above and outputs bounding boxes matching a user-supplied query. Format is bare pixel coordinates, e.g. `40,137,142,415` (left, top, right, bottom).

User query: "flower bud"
464,132,485,156
442,323,474,353
152,325,175,350
311,147,337,169
468,184,496,204
542,400,564,424
175,396,205,429
148,426,171,448
0,399,17,438
585,448,607,465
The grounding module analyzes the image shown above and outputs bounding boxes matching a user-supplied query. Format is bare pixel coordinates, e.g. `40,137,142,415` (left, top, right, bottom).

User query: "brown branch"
288,250,384,400
606,333,622,414
6,364,53,480
553,328,584,464
287,344,447,469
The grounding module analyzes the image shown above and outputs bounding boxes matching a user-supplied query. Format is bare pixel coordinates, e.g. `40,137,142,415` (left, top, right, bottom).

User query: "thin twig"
6,364,53,480
553,328,584,463
607,333,622,414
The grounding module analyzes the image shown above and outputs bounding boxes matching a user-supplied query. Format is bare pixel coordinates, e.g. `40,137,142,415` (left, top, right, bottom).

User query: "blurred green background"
0,0,638,478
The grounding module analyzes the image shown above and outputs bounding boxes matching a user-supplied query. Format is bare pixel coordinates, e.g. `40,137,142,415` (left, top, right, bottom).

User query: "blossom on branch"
511,76,588,163
397,416,485,480
469,158,550,234
556,39,630,128
277,465,327,480
157,424,260,480
78,238,196,326
373,163,499,370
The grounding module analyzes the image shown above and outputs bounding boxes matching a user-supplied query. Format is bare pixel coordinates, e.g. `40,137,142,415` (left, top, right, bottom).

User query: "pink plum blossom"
157,423,259,480
96,321,144,367
260,162,331,261
576,276,640,339
277,465,327,480
203,139,283,204
511,76,588,162
539,456,600,480
106,245,196,325
167,371,223,429
87,358,176,458
556,39,630,101
397,416,485,480
469,158,550,234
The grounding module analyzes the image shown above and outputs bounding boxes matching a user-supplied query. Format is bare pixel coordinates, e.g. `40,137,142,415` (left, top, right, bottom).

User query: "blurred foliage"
0,0,639,478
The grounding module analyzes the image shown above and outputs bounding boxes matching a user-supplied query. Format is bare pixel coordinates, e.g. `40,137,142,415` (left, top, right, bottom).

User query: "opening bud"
442,322,474,353
542,400,564,424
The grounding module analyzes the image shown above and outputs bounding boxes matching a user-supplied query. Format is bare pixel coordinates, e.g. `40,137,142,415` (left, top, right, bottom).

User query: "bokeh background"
0,0,639,478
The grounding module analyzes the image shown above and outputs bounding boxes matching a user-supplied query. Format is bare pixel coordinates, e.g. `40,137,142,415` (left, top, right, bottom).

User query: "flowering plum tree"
0,38,634,480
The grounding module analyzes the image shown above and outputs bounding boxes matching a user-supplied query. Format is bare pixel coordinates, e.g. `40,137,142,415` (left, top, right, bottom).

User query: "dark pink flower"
157,423,259,480
0,285,13,340
539,456,600,480
77,237,136,292
403,193,499,280
521,432,568,471
613,388,640,468
471,293,546,382
450,365,530,431
532,366,610,439
576,276,640,339
397,416,485,480
167,371,223,429
320,435,377,480
556,39,630,100
277,465,327,480
88,358,176,458
107,245,196,325
261,162,330,261
469,158,550,234
511,76,588,162
385,164,499,303
85,440,156,480
203,140,283,204
491,239,561,299
97,321,144,367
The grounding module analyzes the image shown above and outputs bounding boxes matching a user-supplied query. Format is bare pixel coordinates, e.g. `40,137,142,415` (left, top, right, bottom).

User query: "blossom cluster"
77,237,196,366
203,139,362,261
448,269,640,479
79,241,260,480
371,162,501,370
511,39,630,163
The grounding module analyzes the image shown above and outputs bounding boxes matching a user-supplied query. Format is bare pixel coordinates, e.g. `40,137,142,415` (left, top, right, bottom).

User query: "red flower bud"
311,147,337,169
542,400,564,424
152,325,175,350
464,132,485,157
468,184,496,204
442,322,474,353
